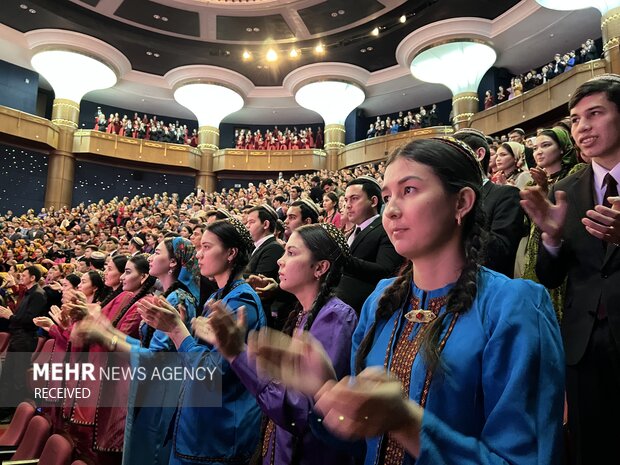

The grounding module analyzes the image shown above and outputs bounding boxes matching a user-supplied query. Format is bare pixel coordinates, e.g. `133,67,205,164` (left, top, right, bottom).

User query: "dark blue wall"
73,161,195,206
0,60,39,114
0,144,48,214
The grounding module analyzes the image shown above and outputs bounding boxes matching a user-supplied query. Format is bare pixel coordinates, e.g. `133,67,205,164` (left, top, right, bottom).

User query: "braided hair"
355,137,488,374
281,223,349,336
256,222,350,465
205,218,254,299
85,270,109,305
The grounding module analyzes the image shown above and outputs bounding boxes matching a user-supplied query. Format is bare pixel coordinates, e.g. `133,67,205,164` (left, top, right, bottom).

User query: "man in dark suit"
336,176,403,313
521,75,620,465
0,266,47,422
245,205,285,326
454,128,526,277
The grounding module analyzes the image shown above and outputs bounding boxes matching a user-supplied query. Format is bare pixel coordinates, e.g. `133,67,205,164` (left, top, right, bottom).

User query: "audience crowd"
366,103,442,138
1,73,619,465
234,126,324,150
486,39,600,108
93,108,199,146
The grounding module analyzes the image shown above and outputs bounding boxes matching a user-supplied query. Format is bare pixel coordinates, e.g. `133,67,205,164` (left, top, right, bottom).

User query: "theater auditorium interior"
0,0,618,464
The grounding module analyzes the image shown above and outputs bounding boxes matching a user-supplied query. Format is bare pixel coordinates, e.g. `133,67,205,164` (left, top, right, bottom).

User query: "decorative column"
536,0,620,74
295,81,365,171
31,50,117,209
174,83,243,193
602,6,620,73
410,40,496,130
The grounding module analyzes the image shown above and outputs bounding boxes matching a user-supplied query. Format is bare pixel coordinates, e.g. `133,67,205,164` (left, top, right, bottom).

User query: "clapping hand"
529,167,549,192
313,368,419,440
49,305,69,329
0,305,12,319
520,186,568,247
248,328,337,397
137,295,182,333
582,196,620,246
33,316,55,331
193,300,245,361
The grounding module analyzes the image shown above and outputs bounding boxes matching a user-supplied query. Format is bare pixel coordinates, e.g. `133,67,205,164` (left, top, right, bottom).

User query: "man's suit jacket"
536,165,620,365
336,216,404,313
245,237,283,281
481,181,526,277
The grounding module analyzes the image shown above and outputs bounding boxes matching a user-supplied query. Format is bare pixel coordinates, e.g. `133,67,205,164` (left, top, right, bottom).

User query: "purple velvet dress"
231,296,358,465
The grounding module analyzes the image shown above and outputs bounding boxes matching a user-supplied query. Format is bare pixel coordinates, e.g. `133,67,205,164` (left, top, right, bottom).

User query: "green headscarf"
548,127,577,168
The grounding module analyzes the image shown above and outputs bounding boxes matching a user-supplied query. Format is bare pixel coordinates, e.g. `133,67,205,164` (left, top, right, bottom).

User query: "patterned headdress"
225,217,255,252
171,237,201,301
319,223,351,260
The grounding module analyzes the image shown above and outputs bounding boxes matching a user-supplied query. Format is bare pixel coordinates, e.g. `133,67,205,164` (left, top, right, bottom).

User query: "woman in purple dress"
196,223,358,465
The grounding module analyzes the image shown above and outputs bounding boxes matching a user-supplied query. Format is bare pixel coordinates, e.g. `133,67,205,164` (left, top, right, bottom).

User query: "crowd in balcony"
234,126,324,150
484,39,600,108
92,108,199,146
366,104,442,138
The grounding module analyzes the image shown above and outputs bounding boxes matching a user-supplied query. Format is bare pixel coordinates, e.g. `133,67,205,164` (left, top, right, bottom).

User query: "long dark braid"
263,223,349,465
111,255,156,327
356,137,487,375
204,219,254,302
420,203,486,372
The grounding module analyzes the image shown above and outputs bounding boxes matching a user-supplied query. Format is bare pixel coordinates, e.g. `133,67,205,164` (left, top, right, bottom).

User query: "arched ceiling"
0,0,603,124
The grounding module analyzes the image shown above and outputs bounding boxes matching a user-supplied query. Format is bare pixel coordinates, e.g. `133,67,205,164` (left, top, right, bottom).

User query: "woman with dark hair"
322,192,342,229
179,224,193,239
198,223,356,465
138,218,266,465
250,138,564,465
73,238,200,465
520,127,580,315
79,270,108,304
492,141,533,189
65,255,156,464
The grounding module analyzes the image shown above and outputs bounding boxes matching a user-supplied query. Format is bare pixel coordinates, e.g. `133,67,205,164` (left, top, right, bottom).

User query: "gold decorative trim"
198,127,220,136
51,118,78,129
601,11,620,29
198,143,219,150
452,95,479,104
52,100,80,112
603,37,619,52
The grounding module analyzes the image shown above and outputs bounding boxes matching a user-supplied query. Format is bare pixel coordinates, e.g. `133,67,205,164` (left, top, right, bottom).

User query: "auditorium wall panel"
0,144,48,213
72,160,195,206
0,60,39,115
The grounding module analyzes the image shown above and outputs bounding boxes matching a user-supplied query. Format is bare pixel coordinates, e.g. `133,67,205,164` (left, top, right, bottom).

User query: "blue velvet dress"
170,280,267,465
122,288,198,465
344,267,565,465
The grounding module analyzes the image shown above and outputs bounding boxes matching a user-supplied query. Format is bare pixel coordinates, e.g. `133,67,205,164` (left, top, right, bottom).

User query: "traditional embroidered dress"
344,267,564,465
170,280,266,465
231,297,357,465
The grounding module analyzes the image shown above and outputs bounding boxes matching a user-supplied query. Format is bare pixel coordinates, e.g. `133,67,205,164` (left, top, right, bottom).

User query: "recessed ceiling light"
146,51,153,56
338,10,345,14
253,27,260,32
153,14,160,19
289,48,299,58
161,16,168,22
257,65,262,69
19,4,28,9
153,52,160,58
315,43,325,54
266,49,277,62
331,12,338,17
371,27,379,36
246,27,253,32
360,48,366,53
367,46,373,51
28,8,36,13
242,50,251,60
